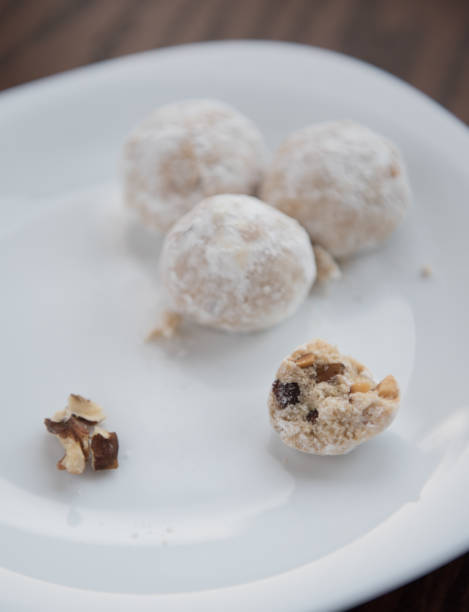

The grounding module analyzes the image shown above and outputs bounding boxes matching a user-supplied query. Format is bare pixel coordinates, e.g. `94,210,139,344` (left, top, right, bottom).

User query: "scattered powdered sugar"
160,194,316,332
123,99,267,232
261,120,411,257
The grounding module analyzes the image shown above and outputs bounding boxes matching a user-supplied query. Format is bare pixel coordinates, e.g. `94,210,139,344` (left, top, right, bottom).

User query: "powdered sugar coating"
261,120,411,257
269,339,400,455
160,194,316,332
123,99,267,232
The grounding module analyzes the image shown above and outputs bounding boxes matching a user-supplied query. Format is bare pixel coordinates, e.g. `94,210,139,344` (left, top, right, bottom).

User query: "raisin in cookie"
269,339,399,454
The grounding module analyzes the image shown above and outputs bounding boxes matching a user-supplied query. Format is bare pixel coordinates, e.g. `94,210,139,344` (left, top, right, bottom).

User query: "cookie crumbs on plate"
420,264,433,278
146,310,182,341
313,245,341,283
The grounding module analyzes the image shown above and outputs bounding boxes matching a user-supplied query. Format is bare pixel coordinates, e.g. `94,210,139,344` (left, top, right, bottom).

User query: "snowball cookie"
269,339,399,454
123,99,267,232
160,194,316,332
261,120,411,258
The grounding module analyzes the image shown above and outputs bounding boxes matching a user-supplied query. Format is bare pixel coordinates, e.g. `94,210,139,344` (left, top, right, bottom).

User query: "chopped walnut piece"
56,438,86,474
67,394,106,423
44,416,90,475
146,310,182,341
315,362,345,383
91,427,119,471
50,408,69,422
295,353,316,368
51,394,105,424
376,375,400,400
350,380,372,394
313,245,341,283
45,395,118,475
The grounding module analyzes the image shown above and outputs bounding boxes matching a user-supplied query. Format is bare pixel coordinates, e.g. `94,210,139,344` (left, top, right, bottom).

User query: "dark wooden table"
1,1,468,610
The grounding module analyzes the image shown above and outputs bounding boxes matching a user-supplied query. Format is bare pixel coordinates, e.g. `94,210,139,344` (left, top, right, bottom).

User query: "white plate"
1,41,468,612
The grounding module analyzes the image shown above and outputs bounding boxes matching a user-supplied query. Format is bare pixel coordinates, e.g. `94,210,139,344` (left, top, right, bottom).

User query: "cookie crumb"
420,264,433,278
146,310,182,341
313,245,341,283
44,416,89,474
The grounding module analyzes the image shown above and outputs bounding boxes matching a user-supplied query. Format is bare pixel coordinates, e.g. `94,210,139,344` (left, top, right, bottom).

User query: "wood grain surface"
1,1,468,610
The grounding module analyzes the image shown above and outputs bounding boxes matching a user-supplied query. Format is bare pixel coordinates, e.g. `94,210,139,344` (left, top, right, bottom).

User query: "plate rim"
1,39,468,612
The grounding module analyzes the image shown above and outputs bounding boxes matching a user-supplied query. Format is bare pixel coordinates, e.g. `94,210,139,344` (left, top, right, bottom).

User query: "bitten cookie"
269,339,399,454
